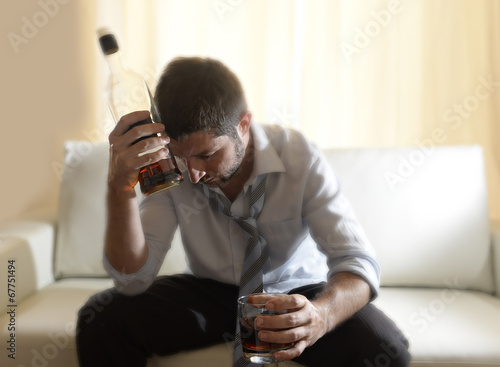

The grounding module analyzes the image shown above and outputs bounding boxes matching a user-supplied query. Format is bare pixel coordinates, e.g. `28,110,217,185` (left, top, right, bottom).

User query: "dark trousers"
76,275,410,367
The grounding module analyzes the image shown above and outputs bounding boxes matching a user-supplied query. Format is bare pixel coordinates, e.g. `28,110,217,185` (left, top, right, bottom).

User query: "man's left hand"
255,273,371,361
255,294,328,361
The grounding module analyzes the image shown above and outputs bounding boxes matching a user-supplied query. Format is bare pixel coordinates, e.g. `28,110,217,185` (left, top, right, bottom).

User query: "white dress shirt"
104,123,380,297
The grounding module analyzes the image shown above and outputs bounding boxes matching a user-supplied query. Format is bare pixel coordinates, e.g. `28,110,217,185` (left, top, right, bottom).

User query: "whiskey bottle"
97,27,183,195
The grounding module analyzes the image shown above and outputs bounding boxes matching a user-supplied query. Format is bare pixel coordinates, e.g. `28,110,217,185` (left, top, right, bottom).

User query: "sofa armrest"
0,217,55,314
492,221,500,298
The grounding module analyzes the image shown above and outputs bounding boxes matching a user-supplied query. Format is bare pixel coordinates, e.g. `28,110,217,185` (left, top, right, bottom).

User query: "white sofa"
1,140,500,367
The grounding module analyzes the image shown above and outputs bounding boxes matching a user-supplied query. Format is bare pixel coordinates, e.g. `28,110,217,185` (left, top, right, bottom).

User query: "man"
77,57,410,366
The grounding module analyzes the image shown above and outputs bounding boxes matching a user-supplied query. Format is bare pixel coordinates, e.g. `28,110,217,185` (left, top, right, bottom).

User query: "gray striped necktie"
206,174,269,367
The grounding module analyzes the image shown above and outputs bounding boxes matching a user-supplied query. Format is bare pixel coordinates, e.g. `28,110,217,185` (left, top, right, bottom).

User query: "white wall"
1,0,499,225
0,0,97,223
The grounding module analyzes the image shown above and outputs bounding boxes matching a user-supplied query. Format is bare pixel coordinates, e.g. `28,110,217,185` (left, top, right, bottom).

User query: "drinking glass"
238,293,294,364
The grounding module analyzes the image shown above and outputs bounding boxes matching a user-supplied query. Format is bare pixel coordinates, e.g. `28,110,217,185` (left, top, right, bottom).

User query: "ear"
237,111,252,138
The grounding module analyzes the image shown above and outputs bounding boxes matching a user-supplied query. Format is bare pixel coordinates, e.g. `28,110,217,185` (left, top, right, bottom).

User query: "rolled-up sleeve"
102,249,159,296
304,149,380,299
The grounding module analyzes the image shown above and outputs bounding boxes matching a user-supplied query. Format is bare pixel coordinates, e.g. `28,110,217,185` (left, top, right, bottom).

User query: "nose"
186,161,206,184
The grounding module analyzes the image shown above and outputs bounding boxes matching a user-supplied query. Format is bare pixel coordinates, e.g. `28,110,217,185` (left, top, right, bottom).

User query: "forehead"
169,130,231,157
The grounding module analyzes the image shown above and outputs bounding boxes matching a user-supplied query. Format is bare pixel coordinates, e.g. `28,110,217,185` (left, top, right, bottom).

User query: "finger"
130,147,170,170
266,294,307,312
111,135,169,170
109,110,151,143
256,310,305,330
272,340,307,361
112,123,167,156
128,135,169,158
247,294,286,307
124,122,166,148
259,326,306,344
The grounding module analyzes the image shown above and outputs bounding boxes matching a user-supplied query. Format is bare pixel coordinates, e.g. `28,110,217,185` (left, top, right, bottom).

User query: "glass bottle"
97,27,183,195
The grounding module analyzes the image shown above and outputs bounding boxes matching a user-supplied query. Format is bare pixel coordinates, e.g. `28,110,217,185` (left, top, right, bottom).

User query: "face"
169,130,246,188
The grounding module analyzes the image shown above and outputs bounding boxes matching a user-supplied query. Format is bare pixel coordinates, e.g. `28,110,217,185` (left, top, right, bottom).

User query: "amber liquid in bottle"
127,117,183,195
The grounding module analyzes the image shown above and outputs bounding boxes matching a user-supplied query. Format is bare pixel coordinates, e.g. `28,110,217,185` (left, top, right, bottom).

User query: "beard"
202,136,246,187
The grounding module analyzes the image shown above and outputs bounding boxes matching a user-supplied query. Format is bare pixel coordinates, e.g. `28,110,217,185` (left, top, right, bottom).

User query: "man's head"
154,57,252,187
154,57,248,142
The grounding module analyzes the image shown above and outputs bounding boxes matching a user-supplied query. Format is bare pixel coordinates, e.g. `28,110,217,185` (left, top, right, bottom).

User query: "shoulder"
257,124,322,166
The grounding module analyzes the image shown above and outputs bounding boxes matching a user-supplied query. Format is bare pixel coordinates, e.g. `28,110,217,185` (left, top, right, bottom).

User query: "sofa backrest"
55,141,494,293
55,141,187,279
322,145,493,293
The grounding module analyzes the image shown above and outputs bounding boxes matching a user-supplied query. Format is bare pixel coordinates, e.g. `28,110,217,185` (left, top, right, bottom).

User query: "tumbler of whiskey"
238,293,294,364
97,27,183,195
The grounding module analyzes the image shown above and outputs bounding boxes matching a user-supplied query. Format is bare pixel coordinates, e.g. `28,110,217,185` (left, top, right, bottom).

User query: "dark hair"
154,57,247,142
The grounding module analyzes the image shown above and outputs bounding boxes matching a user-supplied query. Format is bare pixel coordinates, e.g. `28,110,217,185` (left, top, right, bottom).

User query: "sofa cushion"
0,278,303,367
0,221,54,314
373,287,500,366
0,278,113,367
148,344,303,367
323,146,494,293
2,279,498,367
54,141,187,278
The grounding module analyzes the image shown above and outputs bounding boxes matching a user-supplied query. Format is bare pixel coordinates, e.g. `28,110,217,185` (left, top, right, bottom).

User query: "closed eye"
198,152,215,160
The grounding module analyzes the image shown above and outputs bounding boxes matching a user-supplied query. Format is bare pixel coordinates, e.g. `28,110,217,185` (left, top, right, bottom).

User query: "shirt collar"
248,122,286,186
209,122,286,196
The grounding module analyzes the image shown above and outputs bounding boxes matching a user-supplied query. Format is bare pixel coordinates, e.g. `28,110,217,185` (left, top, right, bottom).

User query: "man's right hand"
107,110,171,194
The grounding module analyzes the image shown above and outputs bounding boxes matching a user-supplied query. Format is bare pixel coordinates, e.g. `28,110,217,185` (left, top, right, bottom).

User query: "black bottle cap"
97,28,119,55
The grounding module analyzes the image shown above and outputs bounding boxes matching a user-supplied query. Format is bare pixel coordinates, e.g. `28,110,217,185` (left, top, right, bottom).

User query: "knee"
361,332,411,367
77,288,120,335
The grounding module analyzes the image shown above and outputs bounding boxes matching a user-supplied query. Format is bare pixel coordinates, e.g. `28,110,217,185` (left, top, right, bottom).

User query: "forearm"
105,187,148,274
312,272,371,333
104,110,171,275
